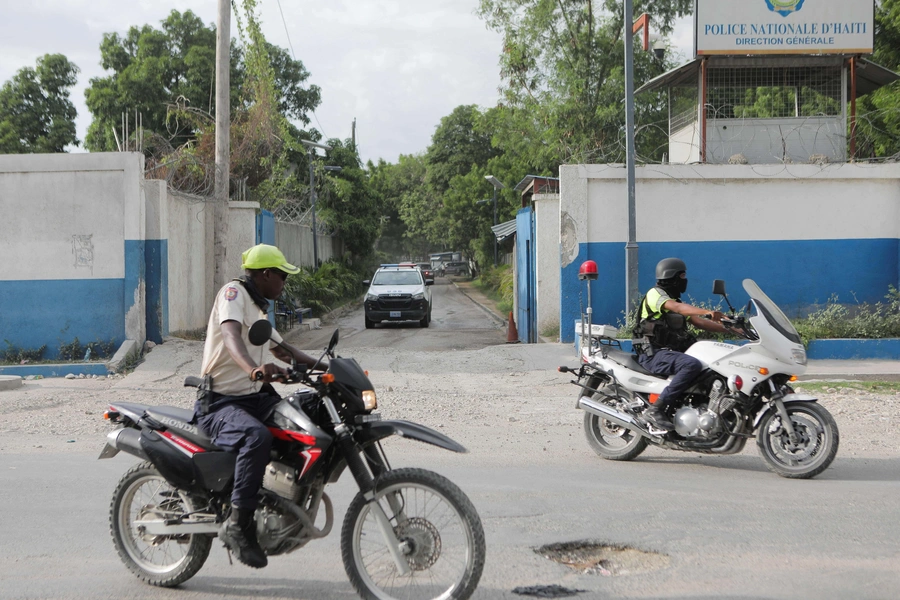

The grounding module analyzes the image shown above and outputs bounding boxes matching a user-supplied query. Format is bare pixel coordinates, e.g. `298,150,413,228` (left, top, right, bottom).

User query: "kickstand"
224,545,233,566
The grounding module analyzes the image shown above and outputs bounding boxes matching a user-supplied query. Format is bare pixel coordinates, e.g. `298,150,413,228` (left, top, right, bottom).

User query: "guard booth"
637,0,897,165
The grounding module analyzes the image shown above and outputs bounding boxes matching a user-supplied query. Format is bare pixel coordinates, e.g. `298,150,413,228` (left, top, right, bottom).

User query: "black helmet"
656,258,686,281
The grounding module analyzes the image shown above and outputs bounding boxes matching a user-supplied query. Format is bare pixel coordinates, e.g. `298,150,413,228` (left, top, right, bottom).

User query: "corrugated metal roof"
491,219,517,243
635,55,899,97
514,175,560,192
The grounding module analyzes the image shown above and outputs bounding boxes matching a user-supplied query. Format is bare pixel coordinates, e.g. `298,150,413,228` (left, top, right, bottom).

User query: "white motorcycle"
559,279,839,479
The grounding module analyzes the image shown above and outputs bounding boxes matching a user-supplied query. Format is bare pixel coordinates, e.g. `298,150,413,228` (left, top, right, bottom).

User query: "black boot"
643,405,674,432
220,508,267,568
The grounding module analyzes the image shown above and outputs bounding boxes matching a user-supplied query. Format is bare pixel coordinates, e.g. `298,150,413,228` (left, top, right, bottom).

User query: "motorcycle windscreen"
742,279,802,344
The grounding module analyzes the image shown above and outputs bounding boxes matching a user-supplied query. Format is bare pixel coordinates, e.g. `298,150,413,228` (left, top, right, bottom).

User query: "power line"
273,0,328,140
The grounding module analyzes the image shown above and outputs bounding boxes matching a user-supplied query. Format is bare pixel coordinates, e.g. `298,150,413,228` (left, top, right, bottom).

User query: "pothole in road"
536,540,670,576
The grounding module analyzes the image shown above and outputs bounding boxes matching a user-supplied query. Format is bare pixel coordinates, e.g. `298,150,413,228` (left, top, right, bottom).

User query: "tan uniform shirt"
200,282,284,396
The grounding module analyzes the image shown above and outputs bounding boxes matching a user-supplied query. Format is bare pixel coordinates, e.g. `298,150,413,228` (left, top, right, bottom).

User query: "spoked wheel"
341,468,485,600
757,402,839,479
582,391,647,461
110,462,211,587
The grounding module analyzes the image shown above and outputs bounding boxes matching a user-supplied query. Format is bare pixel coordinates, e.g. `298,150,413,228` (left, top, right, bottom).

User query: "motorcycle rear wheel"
583,398,647,461
109,461,211,587
341,468,485,600
756,402,839,479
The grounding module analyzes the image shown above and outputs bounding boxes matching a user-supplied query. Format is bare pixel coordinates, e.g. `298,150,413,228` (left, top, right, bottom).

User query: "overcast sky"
0,1,693,165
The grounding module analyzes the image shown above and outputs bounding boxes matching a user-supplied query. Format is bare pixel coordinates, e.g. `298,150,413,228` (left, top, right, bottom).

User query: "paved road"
1,280,899,600
292,277,506,352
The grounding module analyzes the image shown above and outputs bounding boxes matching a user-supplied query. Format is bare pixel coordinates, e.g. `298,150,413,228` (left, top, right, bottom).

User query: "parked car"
443,261,469,277
363,264,433,328
416,262,435,281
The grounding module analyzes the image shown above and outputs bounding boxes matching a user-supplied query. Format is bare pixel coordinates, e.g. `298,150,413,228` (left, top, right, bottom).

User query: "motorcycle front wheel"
109,461,211,587
756,402,839,479
341,468,486,600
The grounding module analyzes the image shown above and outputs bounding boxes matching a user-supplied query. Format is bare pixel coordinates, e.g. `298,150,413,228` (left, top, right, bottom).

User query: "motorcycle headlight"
365,293,379,302
362,390,377,410
791,347,807,366
412,292,425,300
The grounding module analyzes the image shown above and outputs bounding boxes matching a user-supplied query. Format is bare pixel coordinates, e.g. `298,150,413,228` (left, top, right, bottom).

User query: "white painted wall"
0,153,142,281
670,123,701,164
275,221,343,268
227,201,261,282
707,117,846,164
533,193,561,337
166,190,213,333
557,162,900,342
576,163,900,243
0,152,147,354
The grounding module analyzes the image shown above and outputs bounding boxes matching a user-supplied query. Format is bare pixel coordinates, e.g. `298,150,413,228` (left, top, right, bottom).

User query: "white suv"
363,265,433,329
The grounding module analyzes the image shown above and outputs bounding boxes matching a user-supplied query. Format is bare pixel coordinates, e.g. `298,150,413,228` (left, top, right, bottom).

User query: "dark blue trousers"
637,349,703,409
195,394,279,511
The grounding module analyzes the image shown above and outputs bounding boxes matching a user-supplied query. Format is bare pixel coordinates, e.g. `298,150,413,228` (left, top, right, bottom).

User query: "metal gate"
515,207,536,343
257,209,275,244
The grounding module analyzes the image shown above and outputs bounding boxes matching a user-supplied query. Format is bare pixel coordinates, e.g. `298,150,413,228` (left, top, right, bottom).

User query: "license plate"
390,311,401,318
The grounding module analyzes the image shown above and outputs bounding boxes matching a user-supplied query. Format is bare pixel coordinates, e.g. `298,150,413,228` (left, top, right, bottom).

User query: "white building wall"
558,162,900,342
166,191,213,333
0,152,147,356
533,193,561,337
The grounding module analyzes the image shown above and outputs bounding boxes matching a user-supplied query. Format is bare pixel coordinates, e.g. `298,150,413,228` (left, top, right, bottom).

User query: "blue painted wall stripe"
0,279,126,359
561,238,899,343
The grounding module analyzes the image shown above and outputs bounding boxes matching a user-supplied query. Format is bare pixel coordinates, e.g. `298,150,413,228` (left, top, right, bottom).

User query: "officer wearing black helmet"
634,258,729,432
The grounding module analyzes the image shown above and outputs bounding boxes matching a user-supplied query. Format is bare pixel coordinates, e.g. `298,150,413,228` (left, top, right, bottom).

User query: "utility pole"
213,0,231,292
484,175,506,267
301,140,333,271
624,0,640,312
351,118,356,148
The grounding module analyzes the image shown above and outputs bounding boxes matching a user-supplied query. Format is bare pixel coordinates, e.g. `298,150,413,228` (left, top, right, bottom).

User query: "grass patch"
541,324,560,340
793,381,900,394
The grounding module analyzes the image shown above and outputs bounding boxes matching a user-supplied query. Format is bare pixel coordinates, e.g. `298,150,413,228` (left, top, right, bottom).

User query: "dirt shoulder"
0,338,897,461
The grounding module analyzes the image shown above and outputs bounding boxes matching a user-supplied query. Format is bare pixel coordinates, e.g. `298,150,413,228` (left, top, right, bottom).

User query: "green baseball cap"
241,244,300,274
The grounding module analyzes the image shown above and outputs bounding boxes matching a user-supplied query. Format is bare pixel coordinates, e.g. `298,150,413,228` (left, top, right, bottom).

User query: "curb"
450,280,507,327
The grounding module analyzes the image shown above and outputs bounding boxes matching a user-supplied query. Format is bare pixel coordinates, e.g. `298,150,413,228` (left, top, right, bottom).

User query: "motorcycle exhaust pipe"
579,397,654,440
107,427,149,460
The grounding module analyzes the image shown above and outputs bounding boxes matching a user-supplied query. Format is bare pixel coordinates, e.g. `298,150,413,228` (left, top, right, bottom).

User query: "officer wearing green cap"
193,244,322,569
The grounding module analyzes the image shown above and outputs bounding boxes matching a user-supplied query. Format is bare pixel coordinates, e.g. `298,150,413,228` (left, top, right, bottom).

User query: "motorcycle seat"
146,406,223,451
605,348,667,379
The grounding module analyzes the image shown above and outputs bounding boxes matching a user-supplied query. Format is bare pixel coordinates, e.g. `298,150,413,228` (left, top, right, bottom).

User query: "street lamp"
301,139,332,270
484,175,506,266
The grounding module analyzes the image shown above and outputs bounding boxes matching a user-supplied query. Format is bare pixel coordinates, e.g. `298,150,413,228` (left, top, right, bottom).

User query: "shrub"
282,260,366,316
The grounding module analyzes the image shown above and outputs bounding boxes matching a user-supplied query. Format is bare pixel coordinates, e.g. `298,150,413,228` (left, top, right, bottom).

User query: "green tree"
857,0,900,158
84,9,320,152
425,105,500,193
316,139,381,263
476,0,689,165
0,54,79,153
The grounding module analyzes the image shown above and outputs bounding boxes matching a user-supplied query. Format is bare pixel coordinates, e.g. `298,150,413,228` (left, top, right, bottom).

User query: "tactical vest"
632,287,696,353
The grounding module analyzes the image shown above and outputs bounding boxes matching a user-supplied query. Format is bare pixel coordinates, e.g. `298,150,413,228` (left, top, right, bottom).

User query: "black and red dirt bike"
99,321,485,600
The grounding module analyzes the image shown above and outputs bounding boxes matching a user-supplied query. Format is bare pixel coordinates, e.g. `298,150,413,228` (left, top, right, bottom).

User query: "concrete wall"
533,193,561,337
275,220,343,268
0,153,146,359
558,162,900,343
164,194,260,334
0,155,263,364
707,117,846,164
165,190,211,334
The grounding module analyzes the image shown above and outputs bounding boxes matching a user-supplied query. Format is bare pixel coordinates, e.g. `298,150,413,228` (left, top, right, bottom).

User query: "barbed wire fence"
566,62,900,172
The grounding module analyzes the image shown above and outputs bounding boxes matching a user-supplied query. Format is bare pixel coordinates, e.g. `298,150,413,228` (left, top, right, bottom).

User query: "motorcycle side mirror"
712,279,737,313
326,329,339,356
248,320,273,346
712,279,727,296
